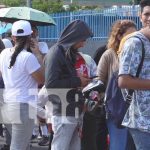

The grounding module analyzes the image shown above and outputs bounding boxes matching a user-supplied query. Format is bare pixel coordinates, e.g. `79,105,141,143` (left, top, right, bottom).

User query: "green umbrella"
0,7,56,26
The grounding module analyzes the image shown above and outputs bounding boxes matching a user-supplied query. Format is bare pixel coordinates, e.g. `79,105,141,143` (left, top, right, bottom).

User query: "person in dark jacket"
44,19,93,150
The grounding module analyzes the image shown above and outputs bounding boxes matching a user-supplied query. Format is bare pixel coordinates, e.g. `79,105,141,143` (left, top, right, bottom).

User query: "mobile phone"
90,76,99,79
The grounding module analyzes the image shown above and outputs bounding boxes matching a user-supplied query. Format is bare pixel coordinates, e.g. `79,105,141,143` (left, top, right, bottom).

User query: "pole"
70,0,73,21
27,0,32,7
132,0,135,5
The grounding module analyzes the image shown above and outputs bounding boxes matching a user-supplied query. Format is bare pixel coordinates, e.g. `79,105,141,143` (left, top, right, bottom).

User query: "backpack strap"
125,36,145,104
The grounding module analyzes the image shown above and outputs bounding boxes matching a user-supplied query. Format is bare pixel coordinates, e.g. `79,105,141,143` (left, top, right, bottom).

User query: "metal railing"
39,8,141,41
64,0,130,4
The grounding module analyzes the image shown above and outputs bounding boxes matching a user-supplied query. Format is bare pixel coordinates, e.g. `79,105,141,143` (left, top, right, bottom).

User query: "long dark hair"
9,36,29,69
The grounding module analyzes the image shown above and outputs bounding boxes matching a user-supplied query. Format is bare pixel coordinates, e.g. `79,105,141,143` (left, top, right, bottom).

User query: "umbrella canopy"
0,7,56,26
0,22,12,35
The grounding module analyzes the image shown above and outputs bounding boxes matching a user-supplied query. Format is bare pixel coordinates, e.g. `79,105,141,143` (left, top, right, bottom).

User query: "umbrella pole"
27,0,32,7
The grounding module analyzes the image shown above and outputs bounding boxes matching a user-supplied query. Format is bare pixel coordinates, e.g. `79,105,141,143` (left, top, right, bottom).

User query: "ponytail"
9,36,29,69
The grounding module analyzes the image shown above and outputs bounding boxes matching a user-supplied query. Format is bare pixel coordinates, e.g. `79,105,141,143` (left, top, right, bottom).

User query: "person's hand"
79,75,91,87
30,38,40,55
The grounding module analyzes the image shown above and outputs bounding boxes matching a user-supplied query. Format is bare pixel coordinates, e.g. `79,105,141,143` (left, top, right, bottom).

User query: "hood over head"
57,19,93,50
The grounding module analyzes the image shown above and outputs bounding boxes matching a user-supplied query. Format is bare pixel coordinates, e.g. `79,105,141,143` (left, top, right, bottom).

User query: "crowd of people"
0,0,150,150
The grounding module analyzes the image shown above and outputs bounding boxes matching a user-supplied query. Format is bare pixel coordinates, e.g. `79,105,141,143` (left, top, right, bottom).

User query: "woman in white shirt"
0,20,44,150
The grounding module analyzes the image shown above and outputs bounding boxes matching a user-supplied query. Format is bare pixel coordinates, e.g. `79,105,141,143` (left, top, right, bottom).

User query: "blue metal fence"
39,9,142,41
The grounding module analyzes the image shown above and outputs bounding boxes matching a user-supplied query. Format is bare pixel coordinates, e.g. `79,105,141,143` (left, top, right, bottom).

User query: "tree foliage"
136,0,141,4
1,0,65,13
32,0,64,13
1,0,102,13
1,0,25,6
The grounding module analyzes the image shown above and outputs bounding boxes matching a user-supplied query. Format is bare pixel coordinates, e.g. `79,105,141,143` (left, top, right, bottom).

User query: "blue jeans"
129,128,150,150
107,118,132,150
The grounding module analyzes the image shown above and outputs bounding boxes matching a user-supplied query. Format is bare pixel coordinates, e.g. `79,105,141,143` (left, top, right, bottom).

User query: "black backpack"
105,36,145,128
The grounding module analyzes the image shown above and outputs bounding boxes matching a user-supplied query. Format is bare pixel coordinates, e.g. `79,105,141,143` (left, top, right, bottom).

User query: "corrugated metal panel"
39,9,141,42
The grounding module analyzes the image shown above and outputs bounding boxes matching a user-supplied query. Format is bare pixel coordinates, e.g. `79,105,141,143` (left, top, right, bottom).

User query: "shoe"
30,135,38,143
37,134,42,139
38,135,49,146
0,144,10,150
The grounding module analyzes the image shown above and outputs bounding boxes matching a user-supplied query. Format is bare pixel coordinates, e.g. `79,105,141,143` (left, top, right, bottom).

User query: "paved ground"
0,136,49,150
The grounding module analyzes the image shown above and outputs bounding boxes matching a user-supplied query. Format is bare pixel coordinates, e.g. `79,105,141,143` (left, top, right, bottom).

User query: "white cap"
11,20,33,36
2,38,13,48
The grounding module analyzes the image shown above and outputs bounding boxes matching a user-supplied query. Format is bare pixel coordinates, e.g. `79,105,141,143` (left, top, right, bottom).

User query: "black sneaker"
38,135,49,146
30,135,38,143
0,144,10,150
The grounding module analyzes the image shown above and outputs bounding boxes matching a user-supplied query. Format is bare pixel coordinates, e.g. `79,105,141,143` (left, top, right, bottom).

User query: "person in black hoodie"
44,19,93,150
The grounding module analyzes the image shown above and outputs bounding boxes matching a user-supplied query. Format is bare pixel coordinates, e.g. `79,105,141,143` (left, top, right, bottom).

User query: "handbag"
105,36,145,128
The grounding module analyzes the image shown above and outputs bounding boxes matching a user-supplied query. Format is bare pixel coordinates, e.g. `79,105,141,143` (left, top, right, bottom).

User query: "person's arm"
96,51,109,84
26,54,44,85
31,68,44,85
30,38,45,75
118,36,150,90
118,75,150,90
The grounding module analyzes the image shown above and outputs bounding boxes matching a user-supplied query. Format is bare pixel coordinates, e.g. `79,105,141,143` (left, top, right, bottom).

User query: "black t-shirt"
93,45,107,65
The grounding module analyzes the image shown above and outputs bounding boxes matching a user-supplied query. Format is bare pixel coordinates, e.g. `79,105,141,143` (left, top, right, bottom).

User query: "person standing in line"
0,39,4,140
44,19,92,150
97,20,136,150
0,38,13,150
92,44,108,150
29,25,50,146
118,1,150,149
0,20,44,150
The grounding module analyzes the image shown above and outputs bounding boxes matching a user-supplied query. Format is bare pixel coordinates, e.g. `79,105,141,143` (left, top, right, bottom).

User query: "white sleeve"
25,54,41,74
38,42,49,54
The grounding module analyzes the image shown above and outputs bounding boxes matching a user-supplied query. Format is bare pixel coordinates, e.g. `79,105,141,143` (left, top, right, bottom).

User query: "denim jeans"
129,128,150,150
107,118,131,150
1,103,34,150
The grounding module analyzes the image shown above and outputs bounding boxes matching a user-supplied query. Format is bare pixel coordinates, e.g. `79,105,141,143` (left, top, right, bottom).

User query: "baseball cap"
11,20,33,36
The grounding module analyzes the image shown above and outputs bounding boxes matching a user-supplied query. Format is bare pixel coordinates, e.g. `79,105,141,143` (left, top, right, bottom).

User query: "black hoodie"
44,20,93,116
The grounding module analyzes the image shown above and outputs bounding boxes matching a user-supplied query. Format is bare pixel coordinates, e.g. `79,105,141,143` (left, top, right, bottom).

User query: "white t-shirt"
0,48,40,103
